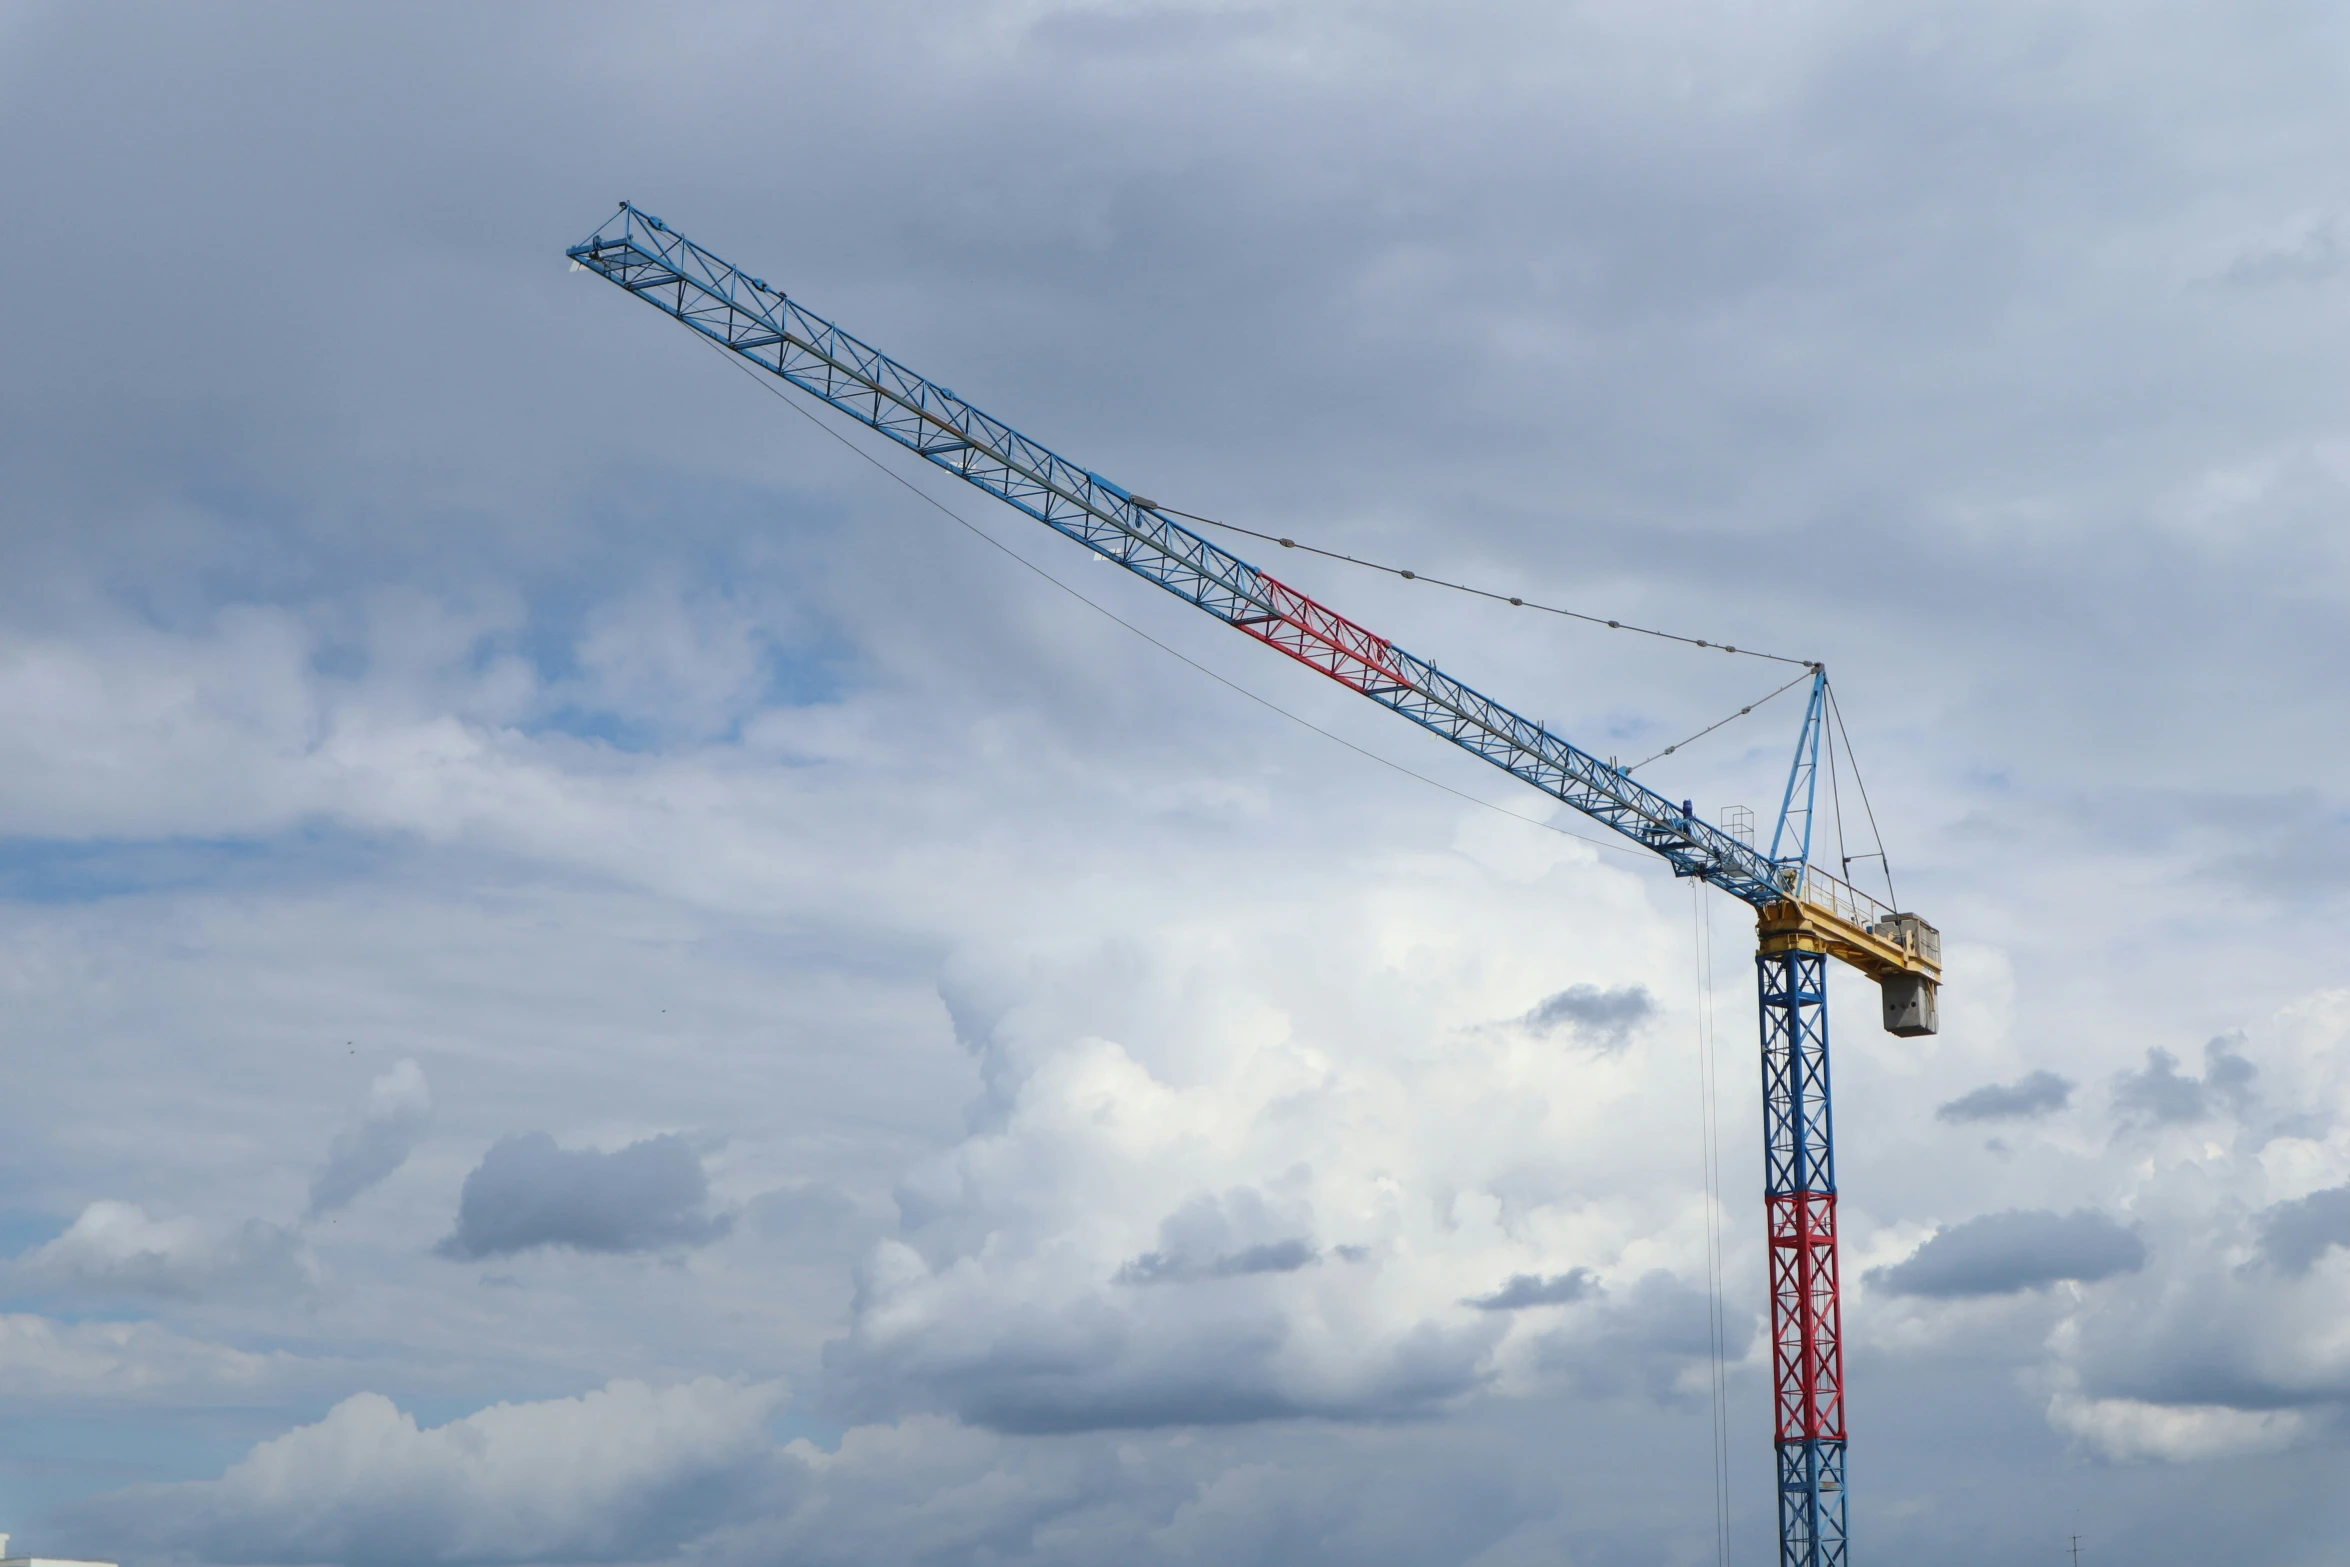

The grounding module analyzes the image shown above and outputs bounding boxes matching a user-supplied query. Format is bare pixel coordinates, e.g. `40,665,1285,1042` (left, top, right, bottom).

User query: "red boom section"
1233,573,1413,695
1768,1192,1845,1442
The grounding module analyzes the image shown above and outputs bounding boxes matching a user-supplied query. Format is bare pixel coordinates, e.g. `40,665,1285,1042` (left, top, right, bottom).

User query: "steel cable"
1159,505,1815,667
1626,666,1819,773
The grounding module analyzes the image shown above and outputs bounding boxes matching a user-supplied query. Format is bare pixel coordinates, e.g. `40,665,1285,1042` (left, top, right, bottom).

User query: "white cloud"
2046,1383,2313,1465
1857,996,2350,1463
86,1377,789,1565
12,1201,317,1302
0,1314,298,1402
76,1391,1677,1567
827,872,1726,1432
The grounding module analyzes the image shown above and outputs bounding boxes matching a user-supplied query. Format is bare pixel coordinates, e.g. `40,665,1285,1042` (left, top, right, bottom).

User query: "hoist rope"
1692,881,1734,1567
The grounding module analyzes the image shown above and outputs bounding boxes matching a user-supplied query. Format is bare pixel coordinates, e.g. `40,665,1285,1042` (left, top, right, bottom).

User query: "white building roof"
0,1533,117,1567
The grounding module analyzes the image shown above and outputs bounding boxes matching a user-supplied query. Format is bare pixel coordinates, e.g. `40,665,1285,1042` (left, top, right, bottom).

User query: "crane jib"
564,205,1805,913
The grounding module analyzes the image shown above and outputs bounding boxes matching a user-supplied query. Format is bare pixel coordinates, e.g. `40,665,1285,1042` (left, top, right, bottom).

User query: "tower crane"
569,203,1941,1567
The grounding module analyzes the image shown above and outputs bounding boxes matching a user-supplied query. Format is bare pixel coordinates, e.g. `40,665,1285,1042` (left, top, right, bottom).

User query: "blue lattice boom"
567,204,1801,906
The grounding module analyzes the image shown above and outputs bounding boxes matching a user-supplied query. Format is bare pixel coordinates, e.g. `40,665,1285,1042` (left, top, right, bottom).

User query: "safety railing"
1771,862,1940,967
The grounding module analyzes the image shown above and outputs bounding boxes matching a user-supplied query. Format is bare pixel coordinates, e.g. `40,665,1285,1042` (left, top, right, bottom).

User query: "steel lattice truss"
568,205,1796,908
1760,949,1849,1567
569,205,1935,1567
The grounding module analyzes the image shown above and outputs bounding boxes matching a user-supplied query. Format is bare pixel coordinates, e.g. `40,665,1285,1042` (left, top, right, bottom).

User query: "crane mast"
569,204,1941,1567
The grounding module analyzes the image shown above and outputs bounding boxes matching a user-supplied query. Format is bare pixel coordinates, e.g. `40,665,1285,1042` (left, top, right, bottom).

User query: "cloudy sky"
3,2,2349,1563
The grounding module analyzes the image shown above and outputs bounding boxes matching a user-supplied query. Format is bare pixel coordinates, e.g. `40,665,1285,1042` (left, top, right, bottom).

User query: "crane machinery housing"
569,202,1943,1567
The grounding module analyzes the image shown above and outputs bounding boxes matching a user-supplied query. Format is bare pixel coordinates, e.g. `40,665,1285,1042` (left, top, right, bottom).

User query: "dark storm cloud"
828,1306,1493,1436
1518,985,1654,1051
435,1133,729,1260
1112,1190,1320,1286
1117,1238,1318,1285
1936,1069,2073,1124
2056,1269,2350,1415
1465,1269,1595,1311
2256,1184,2350,1276
1533,1272,1753,1406
1869,1210,2146,1298
2112,1038,2257,1127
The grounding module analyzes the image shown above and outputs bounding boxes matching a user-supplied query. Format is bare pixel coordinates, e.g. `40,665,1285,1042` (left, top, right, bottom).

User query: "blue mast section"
567,205,1807,908
1760,946,1848,1567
